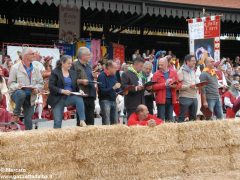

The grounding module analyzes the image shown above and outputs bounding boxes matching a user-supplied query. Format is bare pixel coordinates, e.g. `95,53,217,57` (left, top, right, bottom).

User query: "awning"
18,0,240,23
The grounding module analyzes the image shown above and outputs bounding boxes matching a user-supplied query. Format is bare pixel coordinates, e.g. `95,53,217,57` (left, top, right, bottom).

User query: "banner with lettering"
59,5,80,43
188,15,221,62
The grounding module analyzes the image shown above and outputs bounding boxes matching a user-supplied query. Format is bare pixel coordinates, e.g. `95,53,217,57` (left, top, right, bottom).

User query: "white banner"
7,46,60,69
188,22,204,40
188,16,221,62
59,5,80,43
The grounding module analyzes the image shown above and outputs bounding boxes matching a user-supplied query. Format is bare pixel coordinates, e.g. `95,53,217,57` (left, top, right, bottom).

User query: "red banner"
204,17,220,38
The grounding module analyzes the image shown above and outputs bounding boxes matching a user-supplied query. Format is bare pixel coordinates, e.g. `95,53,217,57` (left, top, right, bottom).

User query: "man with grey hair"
72,47,96,125
8,48,44,130
142,61,154,114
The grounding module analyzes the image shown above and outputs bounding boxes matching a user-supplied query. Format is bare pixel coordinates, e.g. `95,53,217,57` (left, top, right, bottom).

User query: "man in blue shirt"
163,71,172,98
97,61,121,125
8,48,44,130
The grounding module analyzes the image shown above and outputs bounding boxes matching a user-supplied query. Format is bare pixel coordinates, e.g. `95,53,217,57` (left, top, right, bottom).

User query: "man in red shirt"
223,81,240,118
128,104,163,127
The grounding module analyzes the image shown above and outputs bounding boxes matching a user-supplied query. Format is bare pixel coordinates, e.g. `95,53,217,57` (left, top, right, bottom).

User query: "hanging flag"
187,15,221,62
59,5,80,43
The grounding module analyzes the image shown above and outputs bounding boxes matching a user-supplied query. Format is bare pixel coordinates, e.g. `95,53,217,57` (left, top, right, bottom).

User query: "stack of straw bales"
0,120,240,179
178,121,231,174
0,128,79,179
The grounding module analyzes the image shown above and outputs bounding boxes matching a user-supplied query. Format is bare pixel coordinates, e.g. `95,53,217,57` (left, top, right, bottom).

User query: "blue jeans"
178,97,198,122
12,90,34,130
53,95,85,128
100,100,118,125
207,98,223,120
157,98,173,122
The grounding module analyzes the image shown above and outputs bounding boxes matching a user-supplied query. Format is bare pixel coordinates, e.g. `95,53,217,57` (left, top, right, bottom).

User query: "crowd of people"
0,47,240,131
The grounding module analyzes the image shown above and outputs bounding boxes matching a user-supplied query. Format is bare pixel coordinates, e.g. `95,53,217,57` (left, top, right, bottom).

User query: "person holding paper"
121,57,146,119
177,55,198,122
8,48,44,130
47,55,86,128
73,47,96,125
97,60,121,125
152,57,180,122
142,61,154,115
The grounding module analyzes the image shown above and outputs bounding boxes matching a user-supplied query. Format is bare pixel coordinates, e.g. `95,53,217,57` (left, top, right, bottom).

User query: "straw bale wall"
0,121,240,179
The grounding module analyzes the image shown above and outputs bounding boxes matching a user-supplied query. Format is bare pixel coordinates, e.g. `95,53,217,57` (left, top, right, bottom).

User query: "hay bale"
184,148,230,174
83,163,137,177
76,152,139,166
229,146,240,170
137,151,186,161
75,125,135,160
161,170,240,180
0,141,76,161
135,151,185,178
75,125,180,179
50,171,78,180
0,149,76,172
83,175,140,180
136,160,185,178
75,152,184,178
130,124,179,154
227,120,240,146
1,121,240,179
75,152,142,179
178,121,229,151
0,128,78,147
25,165,79,180
75,125,137,178
0,162,78,179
